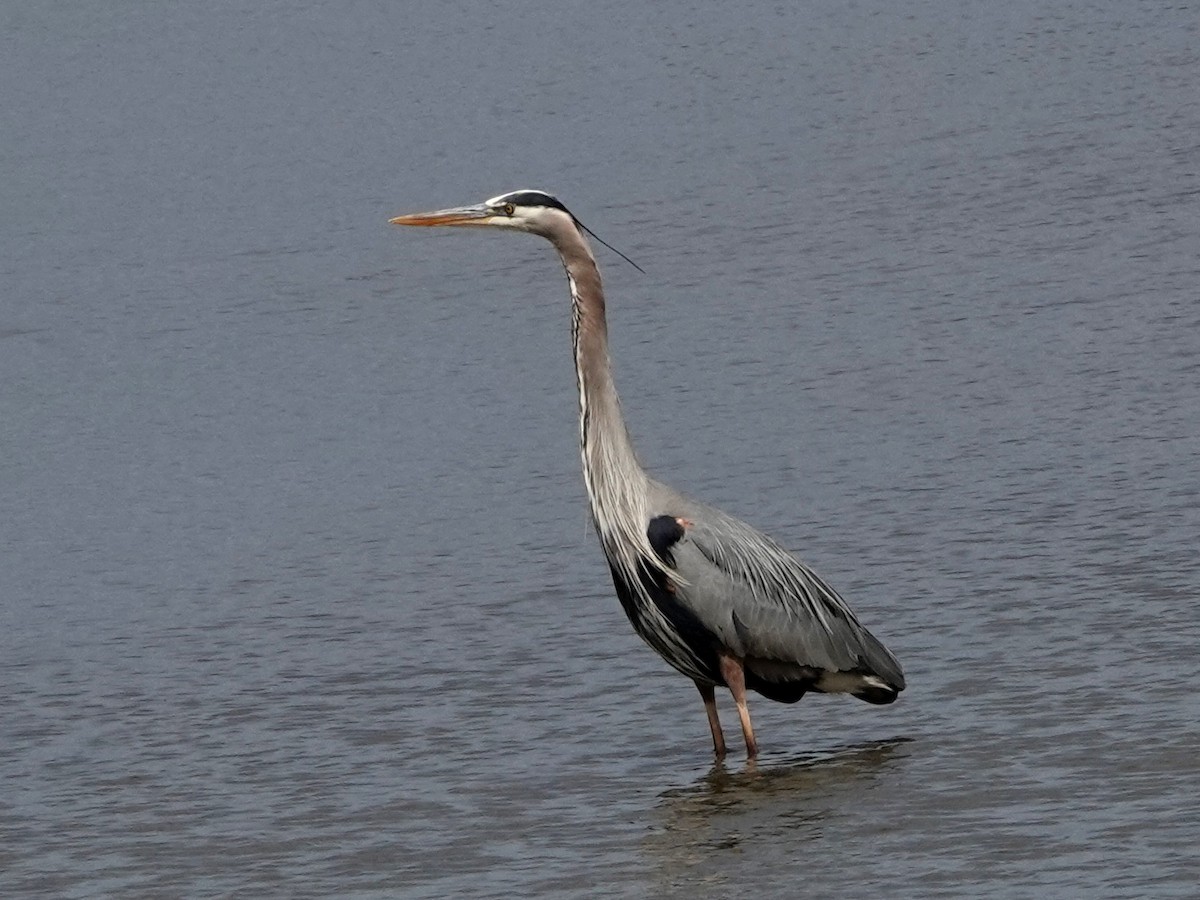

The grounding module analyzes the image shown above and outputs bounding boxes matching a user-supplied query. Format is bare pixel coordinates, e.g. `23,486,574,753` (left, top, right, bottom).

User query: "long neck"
549,226,649,544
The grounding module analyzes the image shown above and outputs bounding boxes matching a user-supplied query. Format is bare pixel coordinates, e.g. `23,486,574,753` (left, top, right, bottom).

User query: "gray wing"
648,483,905,688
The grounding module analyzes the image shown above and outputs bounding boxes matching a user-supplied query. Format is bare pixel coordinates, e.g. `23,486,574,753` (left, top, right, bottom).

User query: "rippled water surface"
3,2,1198,896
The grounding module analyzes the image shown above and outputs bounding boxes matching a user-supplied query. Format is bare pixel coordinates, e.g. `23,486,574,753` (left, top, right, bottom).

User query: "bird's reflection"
644,737,913,892
690,736,911,797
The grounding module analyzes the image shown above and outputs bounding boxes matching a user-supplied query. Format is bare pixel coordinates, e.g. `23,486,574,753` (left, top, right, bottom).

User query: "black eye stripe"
499,191,571,214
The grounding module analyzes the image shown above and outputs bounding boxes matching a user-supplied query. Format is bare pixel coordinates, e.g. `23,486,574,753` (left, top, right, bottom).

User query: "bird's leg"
718,653,758,758
695,681,726,759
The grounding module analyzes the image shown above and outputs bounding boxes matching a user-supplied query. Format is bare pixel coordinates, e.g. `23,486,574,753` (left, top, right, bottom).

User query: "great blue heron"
390,190,905,758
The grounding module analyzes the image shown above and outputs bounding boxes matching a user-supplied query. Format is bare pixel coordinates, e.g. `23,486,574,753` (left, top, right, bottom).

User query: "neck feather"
551,227,650,560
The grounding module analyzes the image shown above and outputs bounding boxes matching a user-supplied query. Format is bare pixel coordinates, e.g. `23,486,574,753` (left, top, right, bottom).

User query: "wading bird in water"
390,190,905,758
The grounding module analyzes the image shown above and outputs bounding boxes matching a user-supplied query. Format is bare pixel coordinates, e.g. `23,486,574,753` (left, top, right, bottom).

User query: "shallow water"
3,1,1199,896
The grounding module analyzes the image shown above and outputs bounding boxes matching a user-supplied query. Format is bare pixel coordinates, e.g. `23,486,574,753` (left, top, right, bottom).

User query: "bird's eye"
503,203,515,216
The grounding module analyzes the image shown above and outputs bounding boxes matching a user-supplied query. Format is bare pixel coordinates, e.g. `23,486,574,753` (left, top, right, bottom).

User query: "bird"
390,189,905,758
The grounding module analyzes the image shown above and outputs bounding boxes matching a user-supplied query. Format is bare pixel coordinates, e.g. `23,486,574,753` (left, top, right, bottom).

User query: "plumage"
643,482,905,704
390,189,906,758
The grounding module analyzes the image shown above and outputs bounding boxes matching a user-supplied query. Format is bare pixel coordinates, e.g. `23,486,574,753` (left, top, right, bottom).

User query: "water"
3,1,1198,896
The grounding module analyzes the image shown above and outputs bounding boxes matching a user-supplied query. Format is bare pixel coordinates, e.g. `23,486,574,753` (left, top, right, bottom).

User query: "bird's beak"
388,204,495,228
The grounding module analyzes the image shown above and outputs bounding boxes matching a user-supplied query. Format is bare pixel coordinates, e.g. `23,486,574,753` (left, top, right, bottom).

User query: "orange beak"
388,204,495,228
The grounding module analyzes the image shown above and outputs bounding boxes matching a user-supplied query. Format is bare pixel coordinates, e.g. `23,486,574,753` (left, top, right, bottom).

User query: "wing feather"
645,483,905,689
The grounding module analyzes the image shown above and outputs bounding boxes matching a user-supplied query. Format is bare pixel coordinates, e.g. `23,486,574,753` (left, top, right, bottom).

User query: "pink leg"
718,653,758,758
695,681,726,758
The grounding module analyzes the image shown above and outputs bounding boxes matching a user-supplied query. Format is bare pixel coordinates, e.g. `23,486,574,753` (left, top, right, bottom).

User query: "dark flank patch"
745,675,811,704
603,516,724,685
646,515,686,563
854,684,900,705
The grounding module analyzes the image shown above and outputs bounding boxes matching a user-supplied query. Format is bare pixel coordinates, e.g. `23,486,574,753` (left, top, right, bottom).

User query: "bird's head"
389,189,576,239
390,189,644,272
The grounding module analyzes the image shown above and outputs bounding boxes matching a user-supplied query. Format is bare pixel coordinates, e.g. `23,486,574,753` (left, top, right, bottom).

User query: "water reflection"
644,739,913,893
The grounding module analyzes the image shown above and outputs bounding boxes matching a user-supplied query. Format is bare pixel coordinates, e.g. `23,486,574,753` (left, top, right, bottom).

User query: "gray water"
3,2,1198,896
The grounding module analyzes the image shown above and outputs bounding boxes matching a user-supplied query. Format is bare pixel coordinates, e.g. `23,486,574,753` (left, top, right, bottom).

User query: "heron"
390,190,905,758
